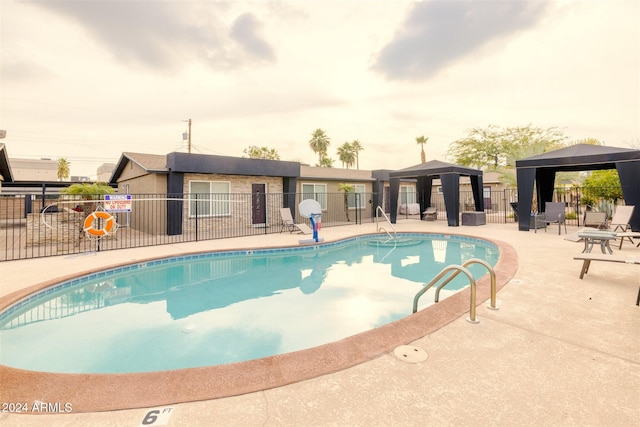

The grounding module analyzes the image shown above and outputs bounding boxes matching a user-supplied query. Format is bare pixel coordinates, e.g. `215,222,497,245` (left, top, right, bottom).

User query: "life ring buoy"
83,211,115,236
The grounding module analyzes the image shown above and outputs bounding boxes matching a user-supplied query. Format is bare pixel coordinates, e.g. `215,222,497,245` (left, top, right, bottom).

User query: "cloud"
230,13,276,63
32,1,275,72
373,0,549,80
0,58,54,82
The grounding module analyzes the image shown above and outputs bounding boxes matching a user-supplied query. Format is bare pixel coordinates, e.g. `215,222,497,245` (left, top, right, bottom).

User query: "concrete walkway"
1,221,639,426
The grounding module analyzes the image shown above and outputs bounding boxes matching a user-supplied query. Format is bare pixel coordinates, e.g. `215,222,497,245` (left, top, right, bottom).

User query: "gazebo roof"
516,144,640,171
389,160,483,179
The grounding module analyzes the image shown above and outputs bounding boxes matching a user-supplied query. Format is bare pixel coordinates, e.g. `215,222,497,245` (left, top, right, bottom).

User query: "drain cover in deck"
393,345,428,363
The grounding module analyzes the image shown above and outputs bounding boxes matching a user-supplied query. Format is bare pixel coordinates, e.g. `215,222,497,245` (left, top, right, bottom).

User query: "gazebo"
389,160,484,226
516,144,640,232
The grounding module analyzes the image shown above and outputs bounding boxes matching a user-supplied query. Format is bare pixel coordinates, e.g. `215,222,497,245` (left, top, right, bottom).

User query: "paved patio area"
1,221,638,426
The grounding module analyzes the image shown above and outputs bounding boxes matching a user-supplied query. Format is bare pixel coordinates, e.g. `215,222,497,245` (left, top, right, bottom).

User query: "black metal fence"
0,192,373,261
0,187,621,261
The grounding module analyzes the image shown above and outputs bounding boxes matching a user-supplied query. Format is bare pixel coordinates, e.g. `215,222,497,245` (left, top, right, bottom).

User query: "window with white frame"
189,181,230,217
399,185,416,204
301,183,327,210
347,184,366,209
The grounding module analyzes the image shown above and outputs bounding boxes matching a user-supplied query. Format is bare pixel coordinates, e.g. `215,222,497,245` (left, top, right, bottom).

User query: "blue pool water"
0,233,498,374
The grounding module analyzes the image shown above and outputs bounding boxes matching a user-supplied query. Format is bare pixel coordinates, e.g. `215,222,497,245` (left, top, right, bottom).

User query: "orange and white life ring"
83,211,115,237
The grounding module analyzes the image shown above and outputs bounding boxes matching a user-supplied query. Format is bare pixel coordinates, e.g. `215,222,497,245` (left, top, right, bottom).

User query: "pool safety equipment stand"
83,208,118,240
298,199,324,244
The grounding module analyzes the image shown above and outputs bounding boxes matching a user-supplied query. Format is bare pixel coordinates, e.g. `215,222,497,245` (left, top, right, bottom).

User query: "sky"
1,0,638,179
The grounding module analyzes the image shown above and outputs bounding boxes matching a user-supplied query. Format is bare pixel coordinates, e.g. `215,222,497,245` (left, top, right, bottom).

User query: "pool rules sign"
104,194,132,213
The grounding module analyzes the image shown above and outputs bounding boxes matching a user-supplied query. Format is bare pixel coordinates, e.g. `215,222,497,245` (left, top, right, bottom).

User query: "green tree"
351,140,364,169
61,182,116,240
57,158,70,181
61,183,115,213
318,155,334,168
582,170,623,211
338,183,355,221
337,142,356,169
448,124,567,170
415,135,428,163
308,129,330,166
243,145,281,160
571,138,603,146
61,182,114,197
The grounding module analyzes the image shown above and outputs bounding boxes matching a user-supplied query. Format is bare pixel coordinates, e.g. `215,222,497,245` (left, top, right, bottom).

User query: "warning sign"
104,194,132,212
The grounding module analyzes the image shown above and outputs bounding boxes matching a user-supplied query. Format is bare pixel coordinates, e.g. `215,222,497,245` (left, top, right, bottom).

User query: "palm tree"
351,140,364,169
337,143,349,168
243,145,281,159
309,129,330,165
337,183,355,221
337,142,356,169
57,157,71,181
61,182,115,240
416,136,429,163
319,155,334,168
572,138,603,146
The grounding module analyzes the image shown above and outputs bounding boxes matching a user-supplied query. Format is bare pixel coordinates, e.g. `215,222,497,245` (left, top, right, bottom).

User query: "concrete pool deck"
1,221,639,426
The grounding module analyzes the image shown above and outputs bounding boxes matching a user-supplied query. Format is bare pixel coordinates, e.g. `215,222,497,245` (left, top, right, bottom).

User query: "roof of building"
0,143,13,182
110,152,302,184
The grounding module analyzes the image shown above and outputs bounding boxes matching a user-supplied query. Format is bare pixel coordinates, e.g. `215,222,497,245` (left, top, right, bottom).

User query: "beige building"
10,158,57,181
97,163,116,183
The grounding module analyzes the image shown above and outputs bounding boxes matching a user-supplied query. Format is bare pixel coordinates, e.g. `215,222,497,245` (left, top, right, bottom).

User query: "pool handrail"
375,206,396,241
412,259,498,323
434,258,499,311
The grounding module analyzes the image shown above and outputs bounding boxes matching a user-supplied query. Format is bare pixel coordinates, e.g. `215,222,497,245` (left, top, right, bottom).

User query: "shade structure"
389,160,484,226
516,144,640,231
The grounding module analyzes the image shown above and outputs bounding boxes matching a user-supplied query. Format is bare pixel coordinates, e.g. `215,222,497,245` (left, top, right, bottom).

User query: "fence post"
195,193,199,242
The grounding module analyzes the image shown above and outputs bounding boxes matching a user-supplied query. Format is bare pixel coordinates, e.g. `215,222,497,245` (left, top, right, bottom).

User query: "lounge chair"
422,207,437,221
574,253,639,279
583,211,608,229
510,202,519,221
279,208,312,234
609,205,634,232
399,203,420,215
608,205,636,248
535,202,567,235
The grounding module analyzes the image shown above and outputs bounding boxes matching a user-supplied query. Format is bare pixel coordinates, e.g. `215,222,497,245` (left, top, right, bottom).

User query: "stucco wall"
181,174,284,237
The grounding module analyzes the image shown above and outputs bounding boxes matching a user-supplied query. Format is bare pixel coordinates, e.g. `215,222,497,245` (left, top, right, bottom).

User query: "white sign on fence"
104,194,132,212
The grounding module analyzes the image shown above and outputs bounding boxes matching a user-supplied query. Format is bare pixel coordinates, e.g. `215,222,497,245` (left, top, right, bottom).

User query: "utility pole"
183,119,192,153
187,118,192,153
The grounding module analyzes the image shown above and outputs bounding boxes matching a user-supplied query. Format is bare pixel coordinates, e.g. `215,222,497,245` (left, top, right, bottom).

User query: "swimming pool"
0,233,498,375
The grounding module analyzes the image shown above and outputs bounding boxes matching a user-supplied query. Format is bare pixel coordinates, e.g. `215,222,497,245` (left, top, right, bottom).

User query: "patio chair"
510,202,519,221
609,205,634,232
279,208,312,234
583,211,608,229
535,202,567,235
608,205,636,248
422,207,437,221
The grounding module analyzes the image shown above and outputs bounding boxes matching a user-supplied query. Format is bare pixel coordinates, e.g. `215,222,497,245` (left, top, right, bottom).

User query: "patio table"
577,228,617,254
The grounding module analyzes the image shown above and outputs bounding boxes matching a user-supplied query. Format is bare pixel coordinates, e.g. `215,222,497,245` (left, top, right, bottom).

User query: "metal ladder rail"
412,265,479,323
434,259,499,311
375,206,396,241
412,259,498,323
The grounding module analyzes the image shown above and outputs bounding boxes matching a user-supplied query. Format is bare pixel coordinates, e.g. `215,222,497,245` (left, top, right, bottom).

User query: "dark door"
483,186,492,210
252,184,266,225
